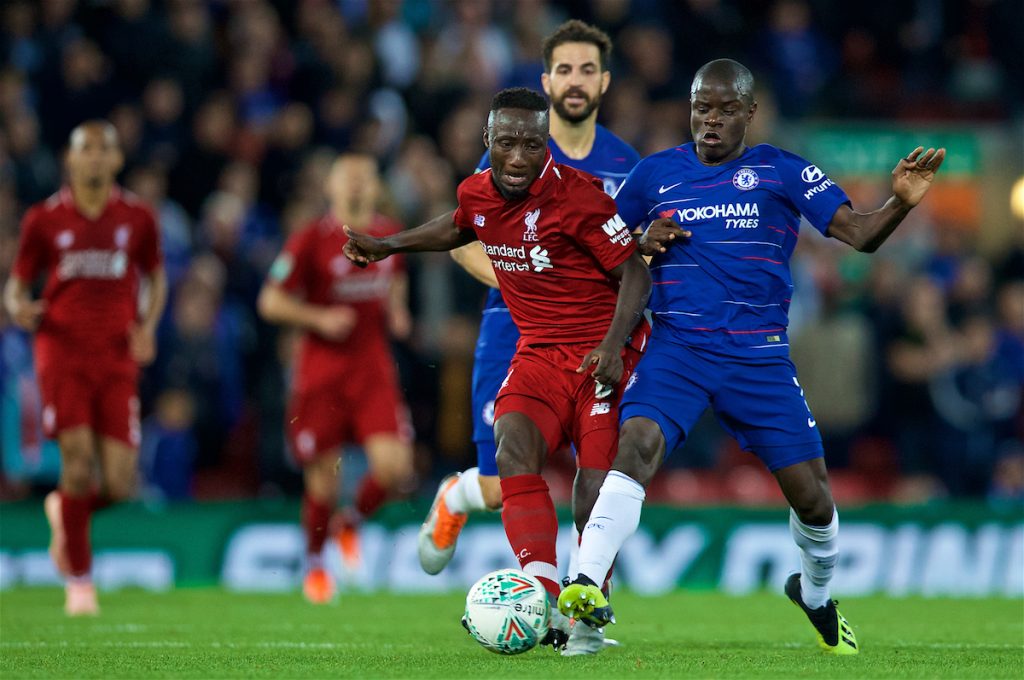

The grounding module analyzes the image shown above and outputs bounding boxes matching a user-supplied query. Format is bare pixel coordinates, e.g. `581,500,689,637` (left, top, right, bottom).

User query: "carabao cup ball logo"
732,168,759,191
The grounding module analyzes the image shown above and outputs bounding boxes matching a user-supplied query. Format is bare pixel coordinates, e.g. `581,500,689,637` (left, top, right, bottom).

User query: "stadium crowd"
1,0,1022,505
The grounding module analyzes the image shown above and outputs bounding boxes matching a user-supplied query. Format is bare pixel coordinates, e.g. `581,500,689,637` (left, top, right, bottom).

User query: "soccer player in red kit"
258,153,414,604
4,121,167,616
344,88,651,649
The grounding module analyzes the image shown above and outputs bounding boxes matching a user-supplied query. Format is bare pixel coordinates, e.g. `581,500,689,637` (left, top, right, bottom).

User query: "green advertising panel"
800,127,981,177
1,500,1020,598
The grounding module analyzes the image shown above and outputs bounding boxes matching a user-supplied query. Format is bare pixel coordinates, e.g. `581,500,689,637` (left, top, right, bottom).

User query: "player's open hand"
129,323,156,365
577,341,624,388
10,298,46,331
343,226,391,268
316,306,358,341
638,218,691,256
892,147,946,208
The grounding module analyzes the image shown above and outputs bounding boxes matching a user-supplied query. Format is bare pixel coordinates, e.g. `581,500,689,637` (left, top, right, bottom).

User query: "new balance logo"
529,245,552,271
590,402,611,416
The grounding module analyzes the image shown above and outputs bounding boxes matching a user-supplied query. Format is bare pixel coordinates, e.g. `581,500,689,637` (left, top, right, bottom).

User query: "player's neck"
550,113,597,161
332,207,372,231
70,182,114,221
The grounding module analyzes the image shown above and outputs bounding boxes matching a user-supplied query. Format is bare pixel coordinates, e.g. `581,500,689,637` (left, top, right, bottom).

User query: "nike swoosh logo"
658,182,683,194
808,418,817,428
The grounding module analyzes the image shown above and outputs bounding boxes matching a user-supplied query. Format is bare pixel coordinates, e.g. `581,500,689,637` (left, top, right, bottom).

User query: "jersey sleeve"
565,176,637,273
267,228,309,293
12,206,46,282
452,177,479,234
612,159,654,230
775,148,850,236
135,206,163,273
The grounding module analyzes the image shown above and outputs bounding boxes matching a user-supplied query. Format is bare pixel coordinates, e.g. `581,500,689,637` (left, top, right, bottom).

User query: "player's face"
690,78,756,165
326,156,380,218
66,125,123,189
485,109,549,201
542,42,609,125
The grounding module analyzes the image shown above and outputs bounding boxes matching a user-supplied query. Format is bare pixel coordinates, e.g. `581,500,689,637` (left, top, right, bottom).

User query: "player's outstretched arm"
3,276,46,331
257,284,357,341
450,242,499,288
577,251,652,385
827,146,946,253
343,210,476,268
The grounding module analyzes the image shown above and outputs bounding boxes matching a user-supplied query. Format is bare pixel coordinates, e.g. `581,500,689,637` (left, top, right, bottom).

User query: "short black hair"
490,87,548,114
691,59,756,105
542,19,612,72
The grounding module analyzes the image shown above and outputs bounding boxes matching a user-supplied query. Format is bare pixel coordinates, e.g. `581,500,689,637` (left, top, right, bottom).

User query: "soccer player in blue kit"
559,59,945,655
416,20,639,656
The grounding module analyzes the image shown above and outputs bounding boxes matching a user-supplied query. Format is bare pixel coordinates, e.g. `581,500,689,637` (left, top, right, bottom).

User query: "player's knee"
104,473,136,503
479,475,502,510
791,492,834,527
612,418,664,487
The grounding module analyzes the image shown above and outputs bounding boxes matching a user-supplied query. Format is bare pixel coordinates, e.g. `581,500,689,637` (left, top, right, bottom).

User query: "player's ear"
600,70,610,95
112,148,125,175
482,127,490,149
747,100,758,123
541,72,551,97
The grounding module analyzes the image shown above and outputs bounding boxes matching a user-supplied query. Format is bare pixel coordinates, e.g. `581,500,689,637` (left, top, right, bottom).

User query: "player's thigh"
287,389,351,467
619,340,713,456
712,357,824,472
38,366,92,444
98,436,139,501
93,372,142,450
363,432,413,488
492,406,557,476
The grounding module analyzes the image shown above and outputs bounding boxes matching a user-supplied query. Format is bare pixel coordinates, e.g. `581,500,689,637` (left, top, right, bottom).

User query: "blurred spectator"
6,109,59,205
125,164,192,288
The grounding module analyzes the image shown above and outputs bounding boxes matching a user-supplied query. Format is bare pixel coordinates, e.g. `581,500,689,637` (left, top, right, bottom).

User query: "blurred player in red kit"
343,88,651,649
258,153,414,604
4,120,168,616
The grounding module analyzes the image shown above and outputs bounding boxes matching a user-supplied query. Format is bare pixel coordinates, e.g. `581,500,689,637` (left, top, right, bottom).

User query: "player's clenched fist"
576,341,625,387
342,226,391,267
315,306,358,341
638,218,691,256
9,298,46,331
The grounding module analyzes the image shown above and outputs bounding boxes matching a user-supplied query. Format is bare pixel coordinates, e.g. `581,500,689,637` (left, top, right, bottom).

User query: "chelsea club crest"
732,168,759,191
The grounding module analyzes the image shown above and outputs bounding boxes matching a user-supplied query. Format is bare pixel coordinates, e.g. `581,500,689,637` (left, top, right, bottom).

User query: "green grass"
1,589,1021,678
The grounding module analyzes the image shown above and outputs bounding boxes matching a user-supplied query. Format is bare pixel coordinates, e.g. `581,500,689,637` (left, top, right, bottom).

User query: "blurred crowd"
1,0,1022,505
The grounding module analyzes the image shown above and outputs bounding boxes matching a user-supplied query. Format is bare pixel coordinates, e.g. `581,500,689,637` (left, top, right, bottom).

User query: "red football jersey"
269,213,404,394
12,186,162,370
452,155,636,346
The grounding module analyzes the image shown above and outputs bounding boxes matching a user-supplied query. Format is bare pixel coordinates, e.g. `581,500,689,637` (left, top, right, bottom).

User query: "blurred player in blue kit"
415,20,639,656
559,59,945,655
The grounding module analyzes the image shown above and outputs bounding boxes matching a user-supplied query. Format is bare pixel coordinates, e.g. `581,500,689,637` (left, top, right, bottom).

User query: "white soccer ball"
463,569,550,655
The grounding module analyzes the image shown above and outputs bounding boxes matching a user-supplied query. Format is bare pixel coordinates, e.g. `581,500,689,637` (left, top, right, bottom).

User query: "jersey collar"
528,152,557,197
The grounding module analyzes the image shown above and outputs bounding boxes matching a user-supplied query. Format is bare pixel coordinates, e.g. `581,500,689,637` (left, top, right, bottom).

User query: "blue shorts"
620,340,823,472
471,353,513,477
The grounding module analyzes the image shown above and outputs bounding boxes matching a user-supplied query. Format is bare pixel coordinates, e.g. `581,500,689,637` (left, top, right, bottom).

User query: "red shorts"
286,360,412,463
37,363,140,448
493,341,642,471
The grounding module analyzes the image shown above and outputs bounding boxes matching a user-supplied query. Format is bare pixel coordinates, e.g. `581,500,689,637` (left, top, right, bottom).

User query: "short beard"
551,92,601,125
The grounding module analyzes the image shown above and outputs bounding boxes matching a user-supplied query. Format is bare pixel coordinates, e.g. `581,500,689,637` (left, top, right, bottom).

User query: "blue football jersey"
615,142,849,358
475,124,640,360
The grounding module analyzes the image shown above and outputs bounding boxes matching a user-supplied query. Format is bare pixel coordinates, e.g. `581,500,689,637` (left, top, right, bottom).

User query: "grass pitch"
1,588,1021,678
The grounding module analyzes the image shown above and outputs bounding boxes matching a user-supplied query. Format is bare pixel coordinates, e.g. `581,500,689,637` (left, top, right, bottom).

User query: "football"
462,569,550,655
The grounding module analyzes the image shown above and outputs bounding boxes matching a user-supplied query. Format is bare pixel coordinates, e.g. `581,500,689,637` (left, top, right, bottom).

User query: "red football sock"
60,491,93,578
302,495,333,557
500,474,560,599
354,475,388,518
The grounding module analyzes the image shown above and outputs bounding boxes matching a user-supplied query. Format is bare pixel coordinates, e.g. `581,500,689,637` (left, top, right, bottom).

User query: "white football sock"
576,471,646,586
789,507,839,609
567,522,580,583
443,467,487,514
